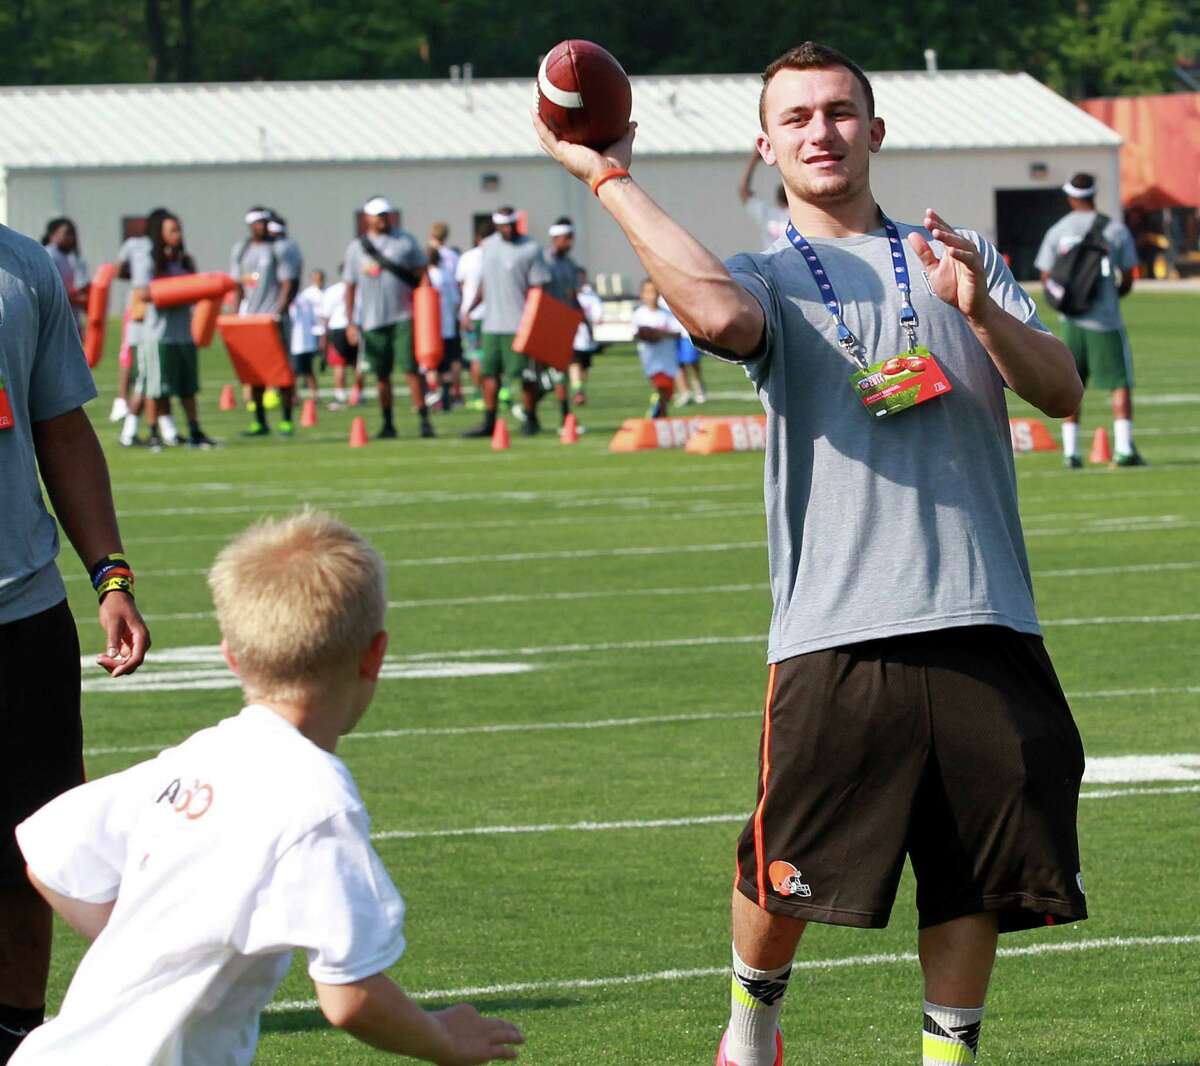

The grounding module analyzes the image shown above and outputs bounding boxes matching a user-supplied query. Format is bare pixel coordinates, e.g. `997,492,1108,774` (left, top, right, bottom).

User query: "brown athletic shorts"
734,625,1088,933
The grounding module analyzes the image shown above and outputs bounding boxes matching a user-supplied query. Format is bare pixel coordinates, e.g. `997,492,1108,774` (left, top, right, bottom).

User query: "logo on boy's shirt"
156,777,214,820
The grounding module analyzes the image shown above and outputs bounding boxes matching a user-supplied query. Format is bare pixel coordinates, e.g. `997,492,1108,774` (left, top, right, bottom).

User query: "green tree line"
0,0,1195,98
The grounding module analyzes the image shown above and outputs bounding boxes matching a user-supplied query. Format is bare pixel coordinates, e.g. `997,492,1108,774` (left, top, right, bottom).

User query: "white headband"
548,223,573,237
267,220,285,234
244,209,271,224
492,211,518,225
1062,179,1095,198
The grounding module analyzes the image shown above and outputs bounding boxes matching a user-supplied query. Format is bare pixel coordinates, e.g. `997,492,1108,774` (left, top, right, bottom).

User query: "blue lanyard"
785,215,920,369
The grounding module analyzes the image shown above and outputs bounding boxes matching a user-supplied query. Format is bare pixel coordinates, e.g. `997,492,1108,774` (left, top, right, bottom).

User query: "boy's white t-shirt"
13,705,405,1066
427,262,462,339
574,287,603,352
631,304,680,379
320,281,354,331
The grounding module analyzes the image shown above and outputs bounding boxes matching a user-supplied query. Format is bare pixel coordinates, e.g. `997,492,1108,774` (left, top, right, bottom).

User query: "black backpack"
1044,214,1109,316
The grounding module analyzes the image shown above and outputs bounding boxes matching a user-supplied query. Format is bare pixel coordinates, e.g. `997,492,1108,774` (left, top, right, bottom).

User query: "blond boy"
12,512,523,1066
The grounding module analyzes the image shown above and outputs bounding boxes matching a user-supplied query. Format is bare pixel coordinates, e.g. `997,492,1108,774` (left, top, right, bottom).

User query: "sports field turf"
45,290,1199,1064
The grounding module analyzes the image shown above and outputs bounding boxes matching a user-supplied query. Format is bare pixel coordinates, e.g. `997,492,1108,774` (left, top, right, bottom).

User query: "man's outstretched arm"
533,114,764,358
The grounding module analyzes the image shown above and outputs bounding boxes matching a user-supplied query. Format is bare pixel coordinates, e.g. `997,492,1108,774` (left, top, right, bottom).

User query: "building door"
995,189,1065,280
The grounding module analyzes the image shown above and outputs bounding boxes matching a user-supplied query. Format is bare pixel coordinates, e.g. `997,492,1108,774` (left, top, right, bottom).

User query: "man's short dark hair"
554,215,572,227
1067,172,1096,200
759,42,875,130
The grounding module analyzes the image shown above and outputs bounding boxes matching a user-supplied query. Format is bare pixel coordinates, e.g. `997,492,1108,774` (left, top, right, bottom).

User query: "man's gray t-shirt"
480,234,550,334
131,256,193,345
0,225,99,624
1034,211,1137,332
342,232,425,332
275,238,304,302
118,236,152,346
542,251,581,307
720,221,1046,662
231,239,289,316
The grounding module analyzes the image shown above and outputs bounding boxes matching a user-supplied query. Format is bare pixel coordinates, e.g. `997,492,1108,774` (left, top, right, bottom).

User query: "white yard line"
264,934,1200,1013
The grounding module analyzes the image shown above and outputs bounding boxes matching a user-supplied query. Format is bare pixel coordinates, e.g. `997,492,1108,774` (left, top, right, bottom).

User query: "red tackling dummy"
150,272,236,309
537,40,632,149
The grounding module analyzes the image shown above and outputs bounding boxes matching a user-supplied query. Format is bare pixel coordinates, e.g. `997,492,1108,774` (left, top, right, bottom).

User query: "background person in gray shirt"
231,207,298,437
110,209,167,425
0,222,149,1062
342,196,431,440
537,39,1086,1066
462,208,550,438
1035,173,1142,467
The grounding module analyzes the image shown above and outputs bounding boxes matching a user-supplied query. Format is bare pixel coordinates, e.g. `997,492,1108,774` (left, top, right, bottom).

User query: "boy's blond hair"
208,511,386,701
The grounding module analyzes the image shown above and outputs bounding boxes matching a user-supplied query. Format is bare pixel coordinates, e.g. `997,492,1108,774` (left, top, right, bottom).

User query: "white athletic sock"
923,1001,984,1065
109,397,129,422
121,413,140,443
1061,421,1079,458
1113,418,1133,455
158,414,179,444
726,946,790,1066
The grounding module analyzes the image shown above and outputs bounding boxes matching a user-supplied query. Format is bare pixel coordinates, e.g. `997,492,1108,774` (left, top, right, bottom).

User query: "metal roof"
0,70,1119,171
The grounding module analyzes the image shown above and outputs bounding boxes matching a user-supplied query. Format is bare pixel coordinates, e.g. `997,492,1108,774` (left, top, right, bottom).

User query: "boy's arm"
26,867,115,941
315,973,523,1064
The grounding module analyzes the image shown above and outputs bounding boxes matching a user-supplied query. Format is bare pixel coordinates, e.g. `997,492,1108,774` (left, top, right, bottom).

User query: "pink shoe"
714,1028,783,1066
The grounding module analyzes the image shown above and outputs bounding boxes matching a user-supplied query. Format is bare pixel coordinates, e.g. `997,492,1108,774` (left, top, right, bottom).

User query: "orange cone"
300,398,318,427
349,416,368,448
348,383,362,407
491,417,510,451
1089,426,1112,464
560,413,579,444
218,384,236,411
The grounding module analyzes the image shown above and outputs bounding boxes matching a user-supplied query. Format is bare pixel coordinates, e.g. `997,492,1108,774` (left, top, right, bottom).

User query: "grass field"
44,290,1200,1064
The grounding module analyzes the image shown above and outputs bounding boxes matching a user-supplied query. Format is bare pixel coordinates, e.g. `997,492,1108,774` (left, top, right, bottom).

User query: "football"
537,40,632,150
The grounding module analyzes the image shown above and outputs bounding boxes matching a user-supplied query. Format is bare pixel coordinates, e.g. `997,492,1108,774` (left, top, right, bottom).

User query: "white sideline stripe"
136,562,1200,621
371,786,1198,842
1045,612,1200,627
263,934,1200,1013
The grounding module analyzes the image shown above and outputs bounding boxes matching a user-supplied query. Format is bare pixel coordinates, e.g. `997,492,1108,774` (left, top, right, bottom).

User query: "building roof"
0,70,1119,171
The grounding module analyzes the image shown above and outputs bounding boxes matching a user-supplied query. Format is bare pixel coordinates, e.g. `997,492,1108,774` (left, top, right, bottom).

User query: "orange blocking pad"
150,271,236,309
413,285,443,371
513,289,584,371
83,262,116,368
216,314,295,388
609,415,767,453
1009,418,1056,453
191,295,223,348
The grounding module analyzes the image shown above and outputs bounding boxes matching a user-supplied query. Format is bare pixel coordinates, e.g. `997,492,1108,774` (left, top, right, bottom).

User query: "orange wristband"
591,167,630,197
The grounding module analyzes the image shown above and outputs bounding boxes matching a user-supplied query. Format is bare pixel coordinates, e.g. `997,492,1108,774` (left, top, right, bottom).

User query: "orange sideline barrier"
216,314,294,388
1008,418,1056,453
150,271,236,309
512,289,584,371
191,296,223,348
609,415,767,453
83,262,116,368
413,284,443,371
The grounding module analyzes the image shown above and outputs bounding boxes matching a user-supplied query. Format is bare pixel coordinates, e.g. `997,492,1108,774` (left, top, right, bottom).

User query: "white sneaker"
695,391,708,405
511,404,528,424
109,398,129,422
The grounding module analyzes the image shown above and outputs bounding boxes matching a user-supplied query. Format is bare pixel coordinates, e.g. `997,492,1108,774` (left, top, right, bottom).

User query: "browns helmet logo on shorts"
768,860,811,898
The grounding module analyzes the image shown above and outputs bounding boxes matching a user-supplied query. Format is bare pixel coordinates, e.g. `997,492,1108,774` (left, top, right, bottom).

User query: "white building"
0,70,1119,287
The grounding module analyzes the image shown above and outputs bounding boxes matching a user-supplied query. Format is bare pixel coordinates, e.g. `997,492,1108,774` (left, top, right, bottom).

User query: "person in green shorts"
462,207,551,438
120,211,216,450
1036,173,1143,467
343,197,432,440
